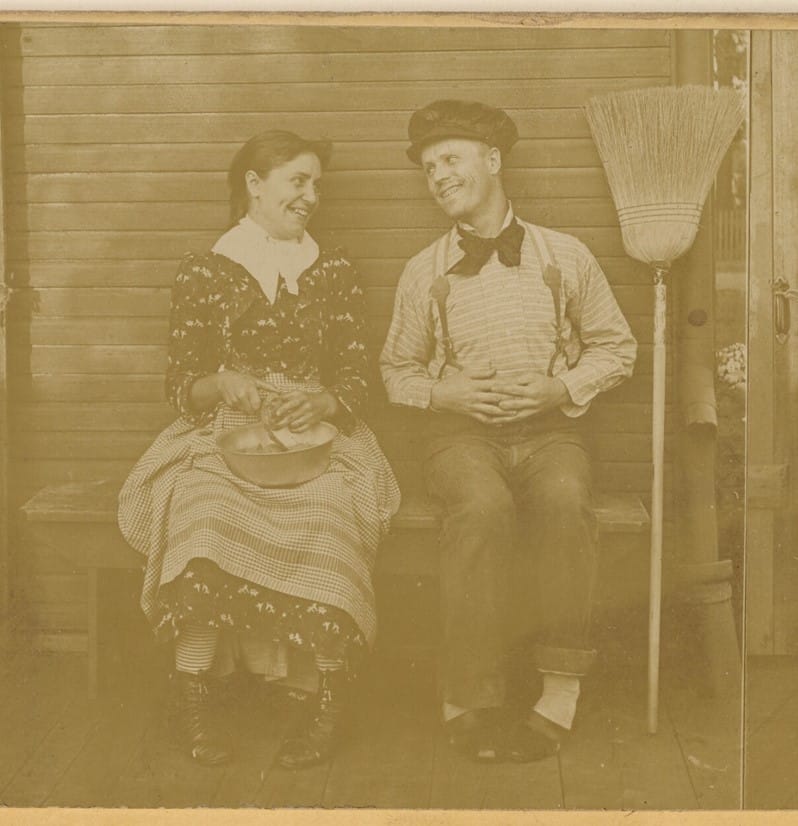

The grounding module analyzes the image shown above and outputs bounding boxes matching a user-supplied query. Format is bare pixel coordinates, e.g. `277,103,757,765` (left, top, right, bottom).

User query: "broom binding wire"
617,203,704,266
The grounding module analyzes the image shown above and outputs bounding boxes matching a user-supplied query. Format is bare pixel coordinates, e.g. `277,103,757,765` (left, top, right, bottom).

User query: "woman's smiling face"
246,152,322,240
420,138,500,225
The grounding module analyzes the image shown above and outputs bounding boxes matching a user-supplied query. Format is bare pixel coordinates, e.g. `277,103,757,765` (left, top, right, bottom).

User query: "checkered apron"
118,374,400,647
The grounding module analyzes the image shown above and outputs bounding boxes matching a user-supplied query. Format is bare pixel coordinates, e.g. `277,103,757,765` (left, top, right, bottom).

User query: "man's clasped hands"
429,366,570,424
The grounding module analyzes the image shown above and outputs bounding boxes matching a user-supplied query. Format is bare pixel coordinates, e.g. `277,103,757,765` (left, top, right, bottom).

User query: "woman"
118,131,400,770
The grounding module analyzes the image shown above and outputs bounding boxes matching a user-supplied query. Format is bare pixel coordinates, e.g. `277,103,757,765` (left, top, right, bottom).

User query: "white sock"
174,624,220,674
314,655,345,672
442,702,470,723
533,673,581,731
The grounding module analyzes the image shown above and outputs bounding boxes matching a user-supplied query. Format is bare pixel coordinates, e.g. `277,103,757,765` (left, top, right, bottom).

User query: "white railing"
714,208,746,263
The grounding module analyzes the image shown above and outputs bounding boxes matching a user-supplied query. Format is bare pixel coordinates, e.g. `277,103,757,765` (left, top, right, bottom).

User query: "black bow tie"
448,219,525,276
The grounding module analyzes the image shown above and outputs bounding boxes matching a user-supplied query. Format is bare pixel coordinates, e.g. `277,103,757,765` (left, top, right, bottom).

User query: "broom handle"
648,267,668,735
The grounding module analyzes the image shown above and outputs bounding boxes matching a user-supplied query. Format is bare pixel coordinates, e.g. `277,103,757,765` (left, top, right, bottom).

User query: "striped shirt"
379,215,637,418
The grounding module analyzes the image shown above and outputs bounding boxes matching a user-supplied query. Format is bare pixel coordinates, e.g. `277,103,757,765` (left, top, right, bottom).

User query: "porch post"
671,29,741,695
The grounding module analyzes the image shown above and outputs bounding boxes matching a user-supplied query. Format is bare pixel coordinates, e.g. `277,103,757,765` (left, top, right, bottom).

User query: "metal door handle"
774,278,798,342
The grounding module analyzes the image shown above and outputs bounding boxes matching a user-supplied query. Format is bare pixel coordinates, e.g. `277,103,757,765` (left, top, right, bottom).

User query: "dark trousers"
423,411,598,711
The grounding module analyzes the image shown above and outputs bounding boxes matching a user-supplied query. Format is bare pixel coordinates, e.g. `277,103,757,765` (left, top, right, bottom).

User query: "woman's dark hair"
227,130,333,224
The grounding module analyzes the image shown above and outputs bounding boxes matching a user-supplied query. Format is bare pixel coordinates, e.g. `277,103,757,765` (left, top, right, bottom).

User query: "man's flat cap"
406,99,519,165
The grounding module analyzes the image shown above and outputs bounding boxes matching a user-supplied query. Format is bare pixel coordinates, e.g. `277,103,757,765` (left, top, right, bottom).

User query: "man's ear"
486,146,502,176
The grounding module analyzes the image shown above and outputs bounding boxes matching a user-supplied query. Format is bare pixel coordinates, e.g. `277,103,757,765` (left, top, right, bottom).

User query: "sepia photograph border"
0,8,793,825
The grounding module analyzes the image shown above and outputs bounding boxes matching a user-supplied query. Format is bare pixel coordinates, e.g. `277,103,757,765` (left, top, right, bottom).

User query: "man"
379,99,637,762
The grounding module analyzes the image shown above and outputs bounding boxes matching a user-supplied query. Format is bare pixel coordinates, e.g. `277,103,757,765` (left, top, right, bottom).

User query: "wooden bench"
20,479,650,699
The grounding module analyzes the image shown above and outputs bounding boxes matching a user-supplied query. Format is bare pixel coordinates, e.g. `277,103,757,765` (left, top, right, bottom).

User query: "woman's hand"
189,371,262,415
271,390,339,432
215,371,263,415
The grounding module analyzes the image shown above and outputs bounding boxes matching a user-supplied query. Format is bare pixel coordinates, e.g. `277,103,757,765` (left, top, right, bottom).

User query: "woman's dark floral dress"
155,248,376,665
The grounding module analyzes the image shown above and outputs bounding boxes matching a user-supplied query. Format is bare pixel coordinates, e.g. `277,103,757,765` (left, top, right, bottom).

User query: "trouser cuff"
534,644,597,677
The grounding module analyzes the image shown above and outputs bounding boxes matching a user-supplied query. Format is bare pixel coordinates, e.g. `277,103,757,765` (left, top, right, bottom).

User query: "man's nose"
430,165,448,185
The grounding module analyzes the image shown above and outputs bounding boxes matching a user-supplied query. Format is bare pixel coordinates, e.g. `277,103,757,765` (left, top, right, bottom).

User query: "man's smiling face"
420,138,500,225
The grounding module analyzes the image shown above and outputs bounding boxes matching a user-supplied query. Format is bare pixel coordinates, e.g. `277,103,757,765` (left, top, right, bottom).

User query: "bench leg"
87,567,98,701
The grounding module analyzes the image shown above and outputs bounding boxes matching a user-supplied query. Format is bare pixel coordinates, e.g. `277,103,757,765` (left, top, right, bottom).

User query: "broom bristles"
584,85,745,265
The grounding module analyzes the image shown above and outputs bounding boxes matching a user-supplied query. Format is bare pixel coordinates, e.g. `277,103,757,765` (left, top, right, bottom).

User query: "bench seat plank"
21,479,650,535
21,479,122,524
393,490,650,534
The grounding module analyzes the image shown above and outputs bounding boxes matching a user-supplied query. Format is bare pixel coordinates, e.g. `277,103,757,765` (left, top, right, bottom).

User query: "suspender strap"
526,224,562,323
526,225,572,376
430,233,458,377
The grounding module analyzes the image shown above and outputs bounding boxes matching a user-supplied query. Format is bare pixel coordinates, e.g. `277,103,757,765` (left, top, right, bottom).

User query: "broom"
584,85,745,735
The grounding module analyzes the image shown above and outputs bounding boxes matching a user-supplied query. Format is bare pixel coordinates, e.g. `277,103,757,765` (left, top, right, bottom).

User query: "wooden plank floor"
0,620,740,810
744,656,798,809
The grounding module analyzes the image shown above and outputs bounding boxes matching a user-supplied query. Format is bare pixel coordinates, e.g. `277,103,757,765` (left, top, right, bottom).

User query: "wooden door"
747,30,798,655
0,61,7,621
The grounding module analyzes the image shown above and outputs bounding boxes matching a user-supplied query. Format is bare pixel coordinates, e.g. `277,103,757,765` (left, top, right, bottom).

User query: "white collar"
212,215,319,304
458,202,515,237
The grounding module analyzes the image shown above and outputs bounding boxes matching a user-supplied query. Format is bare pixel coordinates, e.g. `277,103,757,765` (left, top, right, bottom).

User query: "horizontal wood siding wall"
1,23,673,643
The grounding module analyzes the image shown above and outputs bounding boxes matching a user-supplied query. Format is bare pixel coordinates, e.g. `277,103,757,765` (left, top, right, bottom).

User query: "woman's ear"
245,170,262,198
